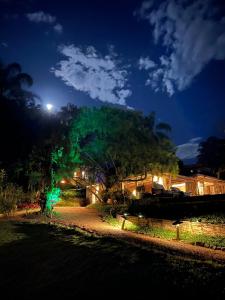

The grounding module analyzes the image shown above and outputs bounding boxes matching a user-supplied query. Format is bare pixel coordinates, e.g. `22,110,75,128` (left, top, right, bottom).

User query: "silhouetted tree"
198,136,225,179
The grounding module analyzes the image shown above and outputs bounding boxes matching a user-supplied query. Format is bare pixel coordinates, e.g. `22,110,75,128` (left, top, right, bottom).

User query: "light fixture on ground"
121,212,129,230
138,213,144,226
172,220,183,240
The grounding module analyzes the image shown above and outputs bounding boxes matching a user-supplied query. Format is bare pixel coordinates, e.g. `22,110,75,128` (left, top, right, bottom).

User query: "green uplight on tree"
46,187,61,212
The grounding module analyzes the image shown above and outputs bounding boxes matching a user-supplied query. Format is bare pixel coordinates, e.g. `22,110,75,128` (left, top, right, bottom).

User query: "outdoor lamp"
137,213,144,226
172,220,183,240
121,212,129,230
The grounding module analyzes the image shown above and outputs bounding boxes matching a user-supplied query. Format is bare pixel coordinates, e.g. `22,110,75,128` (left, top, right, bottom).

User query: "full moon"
46,103,53,111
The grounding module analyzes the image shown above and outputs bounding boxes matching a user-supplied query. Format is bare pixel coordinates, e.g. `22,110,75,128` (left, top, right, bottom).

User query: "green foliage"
61,189,76,199
46,187,61,211
131,226,176,239
104,214,225,248
103,215,122,228
180,232,225,248
56,198,80,207
55,107,178,201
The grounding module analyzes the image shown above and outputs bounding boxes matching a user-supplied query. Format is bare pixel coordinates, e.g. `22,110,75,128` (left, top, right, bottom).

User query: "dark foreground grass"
0,220,225,298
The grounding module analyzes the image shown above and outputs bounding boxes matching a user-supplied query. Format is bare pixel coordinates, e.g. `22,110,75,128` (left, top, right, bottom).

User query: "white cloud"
138,56,156,70
176,137,202,160
53,23,63,34
52,45,132,105
26,11,56,24
136,0,225,96
26,11,63,34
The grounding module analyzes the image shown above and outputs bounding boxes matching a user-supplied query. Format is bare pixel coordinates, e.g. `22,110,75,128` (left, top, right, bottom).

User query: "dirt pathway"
53,207,225,263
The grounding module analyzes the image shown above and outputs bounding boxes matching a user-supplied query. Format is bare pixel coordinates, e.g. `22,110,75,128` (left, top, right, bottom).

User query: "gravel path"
53,207,225,264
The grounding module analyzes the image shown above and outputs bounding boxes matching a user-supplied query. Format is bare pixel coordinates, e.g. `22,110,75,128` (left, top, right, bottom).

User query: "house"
65,169,225,203
123,173,225,197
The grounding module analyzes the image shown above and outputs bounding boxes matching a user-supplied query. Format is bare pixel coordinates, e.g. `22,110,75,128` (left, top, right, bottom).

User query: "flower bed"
17,202,40,210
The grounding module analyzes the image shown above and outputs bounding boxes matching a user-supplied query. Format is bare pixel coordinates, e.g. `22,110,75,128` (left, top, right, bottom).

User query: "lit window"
132,189,136,197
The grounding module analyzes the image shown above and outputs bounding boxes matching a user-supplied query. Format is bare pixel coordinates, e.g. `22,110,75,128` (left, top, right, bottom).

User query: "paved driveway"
54,207,225,263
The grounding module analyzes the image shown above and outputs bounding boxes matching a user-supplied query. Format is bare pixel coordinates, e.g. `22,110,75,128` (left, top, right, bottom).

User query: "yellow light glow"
172,183,186,192
60,179,66,184
132,189,136,197
153,175,163,185
96,185,99,194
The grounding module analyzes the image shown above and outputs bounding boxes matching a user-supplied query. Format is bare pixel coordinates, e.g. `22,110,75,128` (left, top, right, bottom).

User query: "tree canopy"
54,106,178,195
198,136,225,179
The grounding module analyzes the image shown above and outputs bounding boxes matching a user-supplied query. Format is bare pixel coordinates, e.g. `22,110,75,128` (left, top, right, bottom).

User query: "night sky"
1,0,225,162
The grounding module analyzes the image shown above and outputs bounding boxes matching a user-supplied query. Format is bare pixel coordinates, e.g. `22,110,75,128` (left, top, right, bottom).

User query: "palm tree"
145,111,171,142
144,112,178,176
0,62,37,106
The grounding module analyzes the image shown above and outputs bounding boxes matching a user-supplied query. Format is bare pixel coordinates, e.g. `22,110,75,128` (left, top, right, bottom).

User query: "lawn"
0,220,225,298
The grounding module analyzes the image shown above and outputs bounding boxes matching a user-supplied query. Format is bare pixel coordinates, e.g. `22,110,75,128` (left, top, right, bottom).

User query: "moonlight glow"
46,103,53,111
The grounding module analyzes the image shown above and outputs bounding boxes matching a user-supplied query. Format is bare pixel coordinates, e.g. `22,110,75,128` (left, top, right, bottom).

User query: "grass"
104,215,225,248
188,213,225,224
180,232,225,248
55,197,80,207
1,219,225,297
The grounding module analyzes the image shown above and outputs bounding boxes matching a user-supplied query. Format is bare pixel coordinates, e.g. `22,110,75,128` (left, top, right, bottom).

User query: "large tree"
54,106,178,200
26,103,80,191
0,62,39,183
198,136,225,179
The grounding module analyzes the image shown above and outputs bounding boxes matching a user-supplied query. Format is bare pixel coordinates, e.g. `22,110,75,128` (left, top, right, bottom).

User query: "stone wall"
125,216,225,236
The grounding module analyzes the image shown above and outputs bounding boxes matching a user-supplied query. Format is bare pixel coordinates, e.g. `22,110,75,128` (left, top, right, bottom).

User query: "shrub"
0,183,23,215
89,203,128,217
61,188,86,199
100,188,131,204
78,198,90,207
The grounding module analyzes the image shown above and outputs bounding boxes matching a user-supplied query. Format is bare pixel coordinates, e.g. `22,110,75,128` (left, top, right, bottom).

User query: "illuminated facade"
123,173,225,197
67,169,225,203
